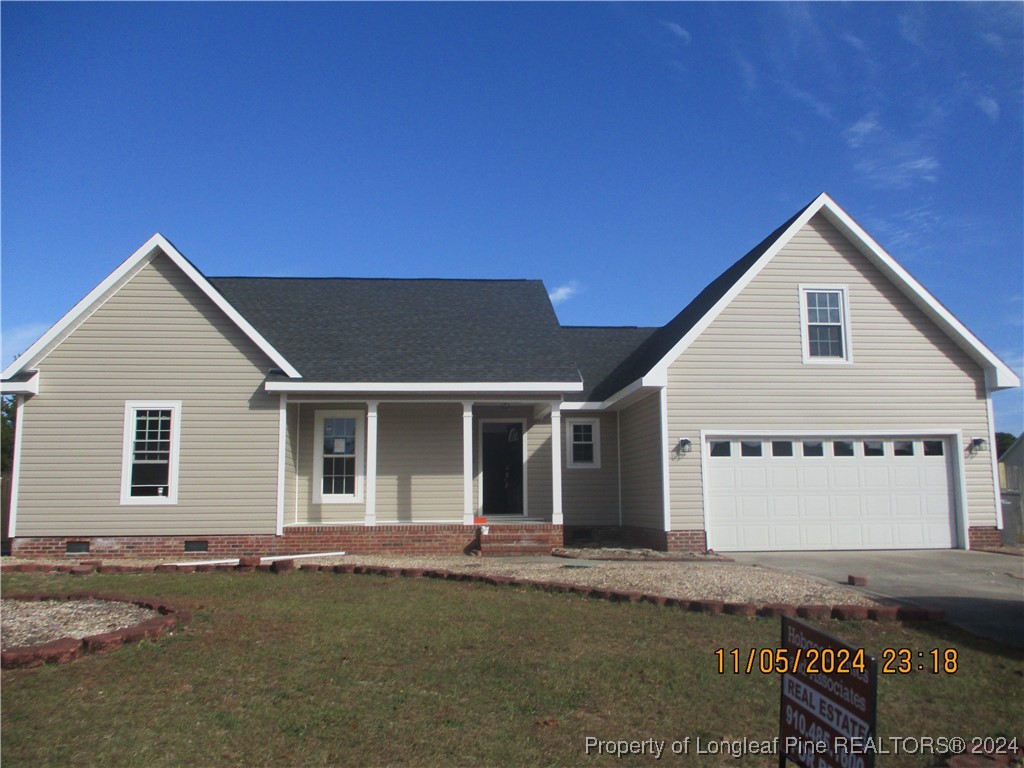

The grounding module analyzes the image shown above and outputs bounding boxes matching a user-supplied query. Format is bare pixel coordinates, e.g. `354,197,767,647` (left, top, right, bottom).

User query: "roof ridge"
210,275,540,283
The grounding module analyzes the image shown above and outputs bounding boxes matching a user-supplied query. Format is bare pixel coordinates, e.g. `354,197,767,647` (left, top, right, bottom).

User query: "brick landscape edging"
0,559,945,628
1,591,192,669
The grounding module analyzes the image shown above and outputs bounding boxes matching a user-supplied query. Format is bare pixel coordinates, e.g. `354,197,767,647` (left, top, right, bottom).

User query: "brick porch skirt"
10,524,564,559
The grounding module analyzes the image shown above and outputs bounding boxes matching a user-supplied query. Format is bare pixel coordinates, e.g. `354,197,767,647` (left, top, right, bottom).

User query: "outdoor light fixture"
676,437,692,454
969,437,988,452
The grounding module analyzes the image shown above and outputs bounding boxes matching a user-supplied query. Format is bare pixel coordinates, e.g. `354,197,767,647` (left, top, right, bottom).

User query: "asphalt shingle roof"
560,326,658,402
209,277,582,385
207,199,811,396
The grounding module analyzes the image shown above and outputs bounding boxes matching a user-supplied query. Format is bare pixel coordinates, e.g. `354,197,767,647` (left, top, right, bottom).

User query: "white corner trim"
0,372,39,395
120,400,182,505
565,416,601,469
1,233,301,381
276,394,287,536
8,395,25,538
265,380,584,394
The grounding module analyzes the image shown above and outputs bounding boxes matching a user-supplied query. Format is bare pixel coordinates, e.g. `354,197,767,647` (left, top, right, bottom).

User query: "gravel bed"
2,553,879,608
294,555,880,607
1,599,157,650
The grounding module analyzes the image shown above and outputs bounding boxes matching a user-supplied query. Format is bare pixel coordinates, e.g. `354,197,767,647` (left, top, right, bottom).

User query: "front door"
481,422,524,516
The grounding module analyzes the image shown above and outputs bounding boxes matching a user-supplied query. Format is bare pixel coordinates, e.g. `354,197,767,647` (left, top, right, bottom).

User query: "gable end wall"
666,213,997,532
15,254,280,537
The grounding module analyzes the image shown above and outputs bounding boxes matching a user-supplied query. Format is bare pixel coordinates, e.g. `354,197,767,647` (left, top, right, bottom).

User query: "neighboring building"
999,434,1024,545
2,193,1019,558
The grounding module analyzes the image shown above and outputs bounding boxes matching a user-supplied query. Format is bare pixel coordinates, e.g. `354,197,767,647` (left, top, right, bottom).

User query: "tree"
1,396,14,474
996,432,1018,459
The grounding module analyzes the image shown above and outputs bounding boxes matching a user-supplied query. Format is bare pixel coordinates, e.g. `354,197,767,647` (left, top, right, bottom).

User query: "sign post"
779,616,877,768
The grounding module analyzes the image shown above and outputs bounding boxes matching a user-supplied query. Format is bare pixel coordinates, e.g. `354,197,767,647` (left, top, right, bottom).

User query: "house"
2,193,1019,558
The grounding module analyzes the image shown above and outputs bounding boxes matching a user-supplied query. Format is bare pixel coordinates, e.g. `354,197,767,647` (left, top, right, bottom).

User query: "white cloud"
735,51,757,91
898,12,924,48
980,32,1005,52
548,281,580,306
841,33,867,52
1,322,50,367
976,95,1000,121
843,112,881,148
660,21,692,45
780,81,834,121
855,153,939,189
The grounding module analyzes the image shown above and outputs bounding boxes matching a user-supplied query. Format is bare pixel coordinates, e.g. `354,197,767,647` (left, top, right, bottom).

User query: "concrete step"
480,543,553,557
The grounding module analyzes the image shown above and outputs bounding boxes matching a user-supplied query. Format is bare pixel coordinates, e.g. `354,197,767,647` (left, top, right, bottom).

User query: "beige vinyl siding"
666,213,997,530
562,413,620,526
375,403,462,522
526,418,552,519
618,393,664,530
287,403,365,524
17,254,280,536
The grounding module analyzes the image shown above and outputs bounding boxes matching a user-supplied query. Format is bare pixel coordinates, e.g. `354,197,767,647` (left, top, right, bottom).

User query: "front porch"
281,398,567,532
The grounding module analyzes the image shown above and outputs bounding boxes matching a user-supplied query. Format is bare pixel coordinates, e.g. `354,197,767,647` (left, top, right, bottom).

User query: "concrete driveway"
729,550,1024,647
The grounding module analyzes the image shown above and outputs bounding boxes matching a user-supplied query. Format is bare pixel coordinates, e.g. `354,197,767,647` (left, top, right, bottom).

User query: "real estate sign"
779,616,878,768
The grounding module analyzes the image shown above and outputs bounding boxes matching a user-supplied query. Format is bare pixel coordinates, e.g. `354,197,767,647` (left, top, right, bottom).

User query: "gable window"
121,401,181,504
800,286,851,363
566,418,601,469
313,410,365,503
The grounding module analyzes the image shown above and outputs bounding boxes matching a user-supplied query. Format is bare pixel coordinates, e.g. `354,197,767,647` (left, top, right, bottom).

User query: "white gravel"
1,599,158,650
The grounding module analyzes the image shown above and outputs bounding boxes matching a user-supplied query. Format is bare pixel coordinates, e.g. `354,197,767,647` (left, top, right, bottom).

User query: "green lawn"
2,571,1022,767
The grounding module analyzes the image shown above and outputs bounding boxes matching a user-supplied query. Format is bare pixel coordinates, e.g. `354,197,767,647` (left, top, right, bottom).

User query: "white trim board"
2,233,301,382
266,381,583,394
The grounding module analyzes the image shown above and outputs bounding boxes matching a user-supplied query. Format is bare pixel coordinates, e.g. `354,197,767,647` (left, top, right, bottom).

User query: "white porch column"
463,401,474,525
364,401,379,526
550,402,563,525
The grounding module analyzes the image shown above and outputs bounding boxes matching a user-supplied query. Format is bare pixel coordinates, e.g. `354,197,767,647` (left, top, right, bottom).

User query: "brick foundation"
11,524,566,559
968,526,1001,549
618,526,708,553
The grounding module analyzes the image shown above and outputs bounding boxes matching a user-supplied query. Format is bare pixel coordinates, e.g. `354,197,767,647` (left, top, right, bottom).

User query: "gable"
677,212,989,385
637,194,1019,394
1,234,299,386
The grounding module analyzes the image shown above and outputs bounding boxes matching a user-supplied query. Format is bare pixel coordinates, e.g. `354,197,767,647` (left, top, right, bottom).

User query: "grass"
2,570,1022,767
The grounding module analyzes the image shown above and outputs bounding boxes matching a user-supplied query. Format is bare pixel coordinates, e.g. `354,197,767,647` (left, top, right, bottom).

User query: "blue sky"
2,2,1022,431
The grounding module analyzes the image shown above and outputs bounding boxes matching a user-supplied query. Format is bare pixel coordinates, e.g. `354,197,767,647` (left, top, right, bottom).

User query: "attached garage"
704,435,961,551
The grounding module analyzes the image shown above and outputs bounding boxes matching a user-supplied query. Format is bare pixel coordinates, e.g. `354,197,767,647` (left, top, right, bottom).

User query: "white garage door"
705,436,958,551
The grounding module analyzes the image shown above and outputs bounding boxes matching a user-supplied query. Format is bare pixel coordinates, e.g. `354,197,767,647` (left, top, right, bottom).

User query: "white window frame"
799,285,852,364
566,417,601,469
120,400,182,505
313,409,365,504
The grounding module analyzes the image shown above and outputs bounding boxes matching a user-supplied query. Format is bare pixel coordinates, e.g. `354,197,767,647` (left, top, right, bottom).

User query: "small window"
121,401,181,505
710,441,731,457
923,440,944,456
566,419,601,468
741,441,762,457
894,441,915,456
863,441,884,457
800,287,851,362
772,441,794,457
833,441,855,457
66,541,90,554
802,441,824,457
184,540,209,553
